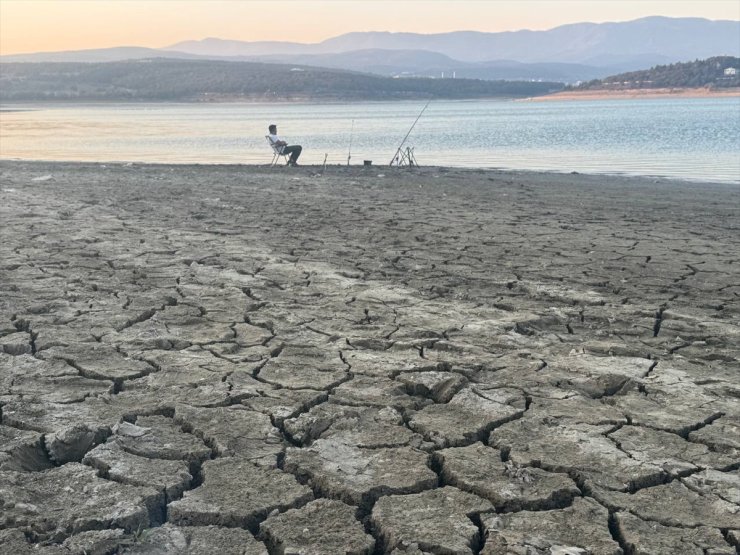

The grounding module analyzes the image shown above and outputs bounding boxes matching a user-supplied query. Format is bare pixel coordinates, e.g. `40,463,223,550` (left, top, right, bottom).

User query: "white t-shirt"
268,133,284,153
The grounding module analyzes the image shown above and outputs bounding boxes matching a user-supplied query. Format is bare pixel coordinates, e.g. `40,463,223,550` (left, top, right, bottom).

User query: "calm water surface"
1,98,738,183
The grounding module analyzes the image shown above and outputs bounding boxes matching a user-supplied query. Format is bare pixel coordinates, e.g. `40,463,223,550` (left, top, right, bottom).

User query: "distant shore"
528,87,740,101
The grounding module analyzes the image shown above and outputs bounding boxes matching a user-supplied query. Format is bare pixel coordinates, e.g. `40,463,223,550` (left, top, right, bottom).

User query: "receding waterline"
1,98,739,183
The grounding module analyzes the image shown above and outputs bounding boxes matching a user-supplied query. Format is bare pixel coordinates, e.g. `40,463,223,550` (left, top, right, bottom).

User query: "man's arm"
270,134,288,147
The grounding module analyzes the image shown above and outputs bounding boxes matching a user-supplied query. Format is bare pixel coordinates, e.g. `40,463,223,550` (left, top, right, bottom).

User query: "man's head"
268,124,277,134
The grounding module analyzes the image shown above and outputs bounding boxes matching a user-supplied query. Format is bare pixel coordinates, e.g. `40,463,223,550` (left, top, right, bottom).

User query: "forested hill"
575,56,740,90
0,58,562,102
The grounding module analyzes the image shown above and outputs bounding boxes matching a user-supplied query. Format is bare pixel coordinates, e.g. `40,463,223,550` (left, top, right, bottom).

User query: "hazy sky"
2,0,739,55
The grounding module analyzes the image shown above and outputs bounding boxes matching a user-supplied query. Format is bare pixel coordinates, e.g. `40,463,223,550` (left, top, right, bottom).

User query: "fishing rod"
390,100,430,166
347,119,354,166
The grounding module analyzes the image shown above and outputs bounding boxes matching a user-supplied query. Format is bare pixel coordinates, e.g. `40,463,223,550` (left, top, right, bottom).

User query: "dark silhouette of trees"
0,58,563,102
575,56,740,90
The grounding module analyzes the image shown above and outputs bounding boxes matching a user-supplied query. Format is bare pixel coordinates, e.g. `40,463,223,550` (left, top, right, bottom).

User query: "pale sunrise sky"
1,0,739,56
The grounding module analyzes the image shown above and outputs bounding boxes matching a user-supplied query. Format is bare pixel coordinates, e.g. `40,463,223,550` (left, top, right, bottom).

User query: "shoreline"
4,89,739,106
0,96,524,107
529,87,740,101
2,158,738,186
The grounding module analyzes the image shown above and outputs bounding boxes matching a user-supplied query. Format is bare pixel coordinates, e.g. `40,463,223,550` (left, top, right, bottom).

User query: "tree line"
574,56,740,90
0,58,563,101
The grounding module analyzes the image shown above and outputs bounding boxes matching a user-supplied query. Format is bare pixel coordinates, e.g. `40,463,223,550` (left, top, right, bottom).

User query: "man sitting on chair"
268,124,302,166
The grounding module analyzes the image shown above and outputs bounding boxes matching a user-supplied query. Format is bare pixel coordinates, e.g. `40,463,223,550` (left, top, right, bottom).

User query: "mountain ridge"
164,16,739,63
2,17,737,84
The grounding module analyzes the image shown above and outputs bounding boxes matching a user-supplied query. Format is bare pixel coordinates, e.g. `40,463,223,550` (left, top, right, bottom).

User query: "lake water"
1,98,739,183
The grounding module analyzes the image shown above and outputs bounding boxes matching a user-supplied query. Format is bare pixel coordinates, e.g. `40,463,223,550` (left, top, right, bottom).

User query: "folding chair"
266,135,290,166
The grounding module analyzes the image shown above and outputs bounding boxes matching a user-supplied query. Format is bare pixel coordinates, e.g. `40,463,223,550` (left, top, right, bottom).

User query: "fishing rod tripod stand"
390,146,419,167
389,100,430,168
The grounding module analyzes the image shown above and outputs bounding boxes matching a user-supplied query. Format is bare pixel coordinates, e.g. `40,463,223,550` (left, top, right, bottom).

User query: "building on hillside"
724,67,736,76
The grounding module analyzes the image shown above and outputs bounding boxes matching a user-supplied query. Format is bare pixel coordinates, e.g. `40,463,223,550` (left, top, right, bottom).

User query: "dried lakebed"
1,161,738,554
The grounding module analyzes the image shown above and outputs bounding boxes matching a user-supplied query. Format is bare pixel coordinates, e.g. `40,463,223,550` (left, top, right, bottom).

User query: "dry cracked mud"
1,161,739,554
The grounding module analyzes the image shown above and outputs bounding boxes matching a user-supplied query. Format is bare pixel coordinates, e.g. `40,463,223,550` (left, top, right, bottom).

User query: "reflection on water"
1,98,739,183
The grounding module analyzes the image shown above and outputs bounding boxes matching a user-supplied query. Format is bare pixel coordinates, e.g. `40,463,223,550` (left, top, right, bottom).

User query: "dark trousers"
282,145,302,164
